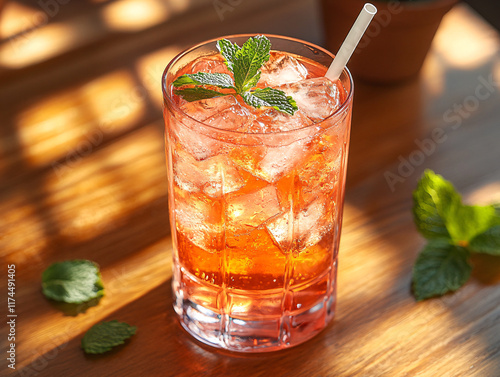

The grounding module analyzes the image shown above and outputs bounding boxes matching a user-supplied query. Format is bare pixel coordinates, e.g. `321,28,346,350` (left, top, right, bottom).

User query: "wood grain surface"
1,1,500,376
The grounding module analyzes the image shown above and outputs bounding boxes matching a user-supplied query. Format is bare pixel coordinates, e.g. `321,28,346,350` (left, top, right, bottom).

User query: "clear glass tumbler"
162,34,353,352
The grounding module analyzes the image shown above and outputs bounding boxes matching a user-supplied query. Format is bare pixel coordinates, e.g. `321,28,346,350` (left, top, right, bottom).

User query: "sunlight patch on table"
16,70,144,166
102,0,171,31
0,193,47,263
465,180,500,206
135,46,183,109
0,2,41,39
349,303,462,375
433,6,499,70
494,59,500,88
45,126,166,242
81,69,146,133
421,53,445,98
0,23,76,69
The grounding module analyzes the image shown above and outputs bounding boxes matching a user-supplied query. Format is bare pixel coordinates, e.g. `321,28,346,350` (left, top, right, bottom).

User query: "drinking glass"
162,34,353,352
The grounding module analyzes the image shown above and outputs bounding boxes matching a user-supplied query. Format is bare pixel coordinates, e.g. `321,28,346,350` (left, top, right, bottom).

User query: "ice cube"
295,136,343,204
204,104,256,131
180,96,238,122
169,120,221,161
191,55,231,75
266,199,333,253
245,108,312,133
173,188,224,252
173,96,239,160
279,77,341,122
172,148,246,197
257,138,312,182
259,52,308,87
229,135,316,183
226,186,281,233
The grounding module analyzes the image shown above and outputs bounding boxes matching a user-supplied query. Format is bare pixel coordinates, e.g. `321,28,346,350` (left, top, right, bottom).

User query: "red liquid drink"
162,35,353,352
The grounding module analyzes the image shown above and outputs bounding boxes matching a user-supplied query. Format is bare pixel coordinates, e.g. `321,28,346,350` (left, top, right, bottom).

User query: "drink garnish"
412,170,500,300
173,35,298,115
81,320,136,354
42,260,104,304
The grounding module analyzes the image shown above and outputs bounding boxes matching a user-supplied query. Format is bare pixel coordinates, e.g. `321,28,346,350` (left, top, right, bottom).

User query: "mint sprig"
172,72,234,89
42,260,104,304
81,320,136,354
173,35,298,115
230,35,270,92
412,170,500,300
173,87,229,102
242,87,297,116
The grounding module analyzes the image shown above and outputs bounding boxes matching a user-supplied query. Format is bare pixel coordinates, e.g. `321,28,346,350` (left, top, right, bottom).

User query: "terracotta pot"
321,0,458,84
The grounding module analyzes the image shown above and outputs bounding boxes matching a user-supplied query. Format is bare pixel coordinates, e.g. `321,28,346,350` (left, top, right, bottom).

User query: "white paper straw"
325,3,377,82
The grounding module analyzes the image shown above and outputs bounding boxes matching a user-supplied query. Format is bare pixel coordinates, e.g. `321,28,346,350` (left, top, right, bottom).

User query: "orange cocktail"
162,35,353,352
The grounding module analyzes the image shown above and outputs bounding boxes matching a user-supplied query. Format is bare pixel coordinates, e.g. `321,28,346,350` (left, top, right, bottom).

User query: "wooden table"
1,2,500,376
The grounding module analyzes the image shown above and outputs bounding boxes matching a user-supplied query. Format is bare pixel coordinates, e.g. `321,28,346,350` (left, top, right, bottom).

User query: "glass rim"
161,33,354,136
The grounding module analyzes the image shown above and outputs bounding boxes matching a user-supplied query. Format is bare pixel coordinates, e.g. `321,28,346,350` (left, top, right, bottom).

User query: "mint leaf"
174,88,228,102
233,35,271,92
216,39,240,71
412,241,471,301
172,72,234,89
81,320,136,354
242,88,298,116
413,170,461,240
174,35,297,115
42,260,104,304
412,170,500,300
413,170,499,244
469,225,500,255
446,204,497,243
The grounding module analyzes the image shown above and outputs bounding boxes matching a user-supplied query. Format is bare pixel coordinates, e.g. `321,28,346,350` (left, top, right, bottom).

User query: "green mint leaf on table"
172,72,234,89
412,170,500,300
242,87,297,116
173,87,229,102
81,320,136,354
413,241,472,301
446,204,497,244
469,225,500,255
42,260,104,304
412,169,460,240
413,170,497,244
174,35,297,115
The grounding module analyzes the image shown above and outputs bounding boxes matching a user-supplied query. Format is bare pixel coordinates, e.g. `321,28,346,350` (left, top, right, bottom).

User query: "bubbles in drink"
266,199,333,253
226,185,281,233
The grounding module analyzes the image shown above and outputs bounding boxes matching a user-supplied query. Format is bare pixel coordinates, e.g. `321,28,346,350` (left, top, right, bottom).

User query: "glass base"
173,267,337,353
